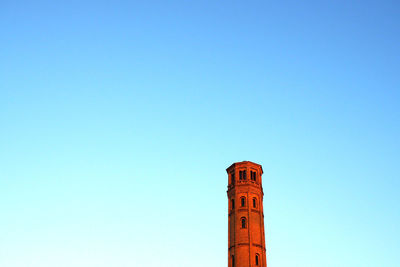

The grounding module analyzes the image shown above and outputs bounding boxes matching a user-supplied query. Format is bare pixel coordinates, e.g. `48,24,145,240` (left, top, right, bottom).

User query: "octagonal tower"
227,161,267,267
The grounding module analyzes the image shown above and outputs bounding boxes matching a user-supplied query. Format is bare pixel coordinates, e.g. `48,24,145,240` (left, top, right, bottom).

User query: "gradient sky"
1,1,399,266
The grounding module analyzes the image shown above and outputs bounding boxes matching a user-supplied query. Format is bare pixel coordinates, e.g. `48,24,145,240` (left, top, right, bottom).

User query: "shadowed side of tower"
227,161,267,267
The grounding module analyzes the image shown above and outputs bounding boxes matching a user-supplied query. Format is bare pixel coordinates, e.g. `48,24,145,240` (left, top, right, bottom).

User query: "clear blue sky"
1,1,399,266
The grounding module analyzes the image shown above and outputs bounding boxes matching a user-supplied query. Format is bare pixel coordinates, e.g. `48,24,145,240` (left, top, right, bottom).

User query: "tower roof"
226,161,263,174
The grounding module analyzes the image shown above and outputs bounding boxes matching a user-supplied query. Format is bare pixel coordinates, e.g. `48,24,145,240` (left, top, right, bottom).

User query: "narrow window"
250,171,257,181
255,254,259,265
231,173,235,184
253,198,257,208
231,255,235,267
241,217,247,228
239,171,243,180
231,199,235,209
243,170,247,180
241,197,246,207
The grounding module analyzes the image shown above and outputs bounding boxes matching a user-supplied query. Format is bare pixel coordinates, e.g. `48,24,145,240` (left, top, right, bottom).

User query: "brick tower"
227,161,266,267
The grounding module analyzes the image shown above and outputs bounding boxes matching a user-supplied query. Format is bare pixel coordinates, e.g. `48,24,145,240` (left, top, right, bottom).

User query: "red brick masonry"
227,161,267,267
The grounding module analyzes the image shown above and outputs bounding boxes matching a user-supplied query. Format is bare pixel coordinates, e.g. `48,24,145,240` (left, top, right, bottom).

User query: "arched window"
253,198,257,208
239,170,247,180
255,254,259,265
251,171,257,181
231,199,235,209
231,255,235,267
241,217,247,228
241,197,246,207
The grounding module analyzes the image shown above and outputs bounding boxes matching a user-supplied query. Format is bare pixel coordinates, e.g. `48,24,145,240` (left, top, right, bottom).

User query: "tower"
227,161,267,267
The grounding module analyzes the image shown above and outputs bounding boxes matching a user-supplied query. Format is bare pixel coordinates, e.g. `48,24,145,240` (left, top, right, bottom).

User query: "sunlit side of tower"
227,161,267,267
